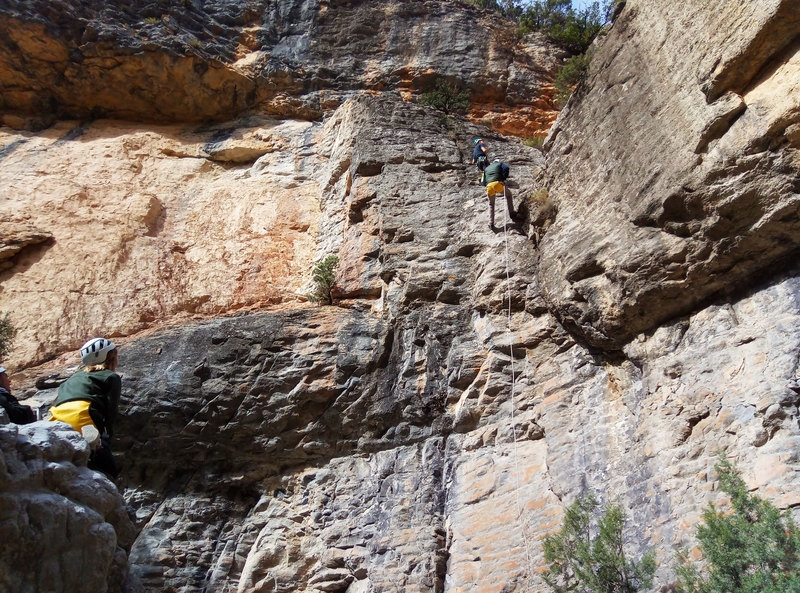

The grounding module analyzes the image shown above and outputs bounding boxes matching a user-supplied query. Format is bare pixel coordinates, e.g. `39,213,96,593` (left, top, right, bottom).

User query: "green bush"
308,255,339,305
420,80,471,115
523,135,547,149
676,457,800,593
460,0,520,17
553,53,590,106
543,494,656,593
518,0,612,54
0,312,15,361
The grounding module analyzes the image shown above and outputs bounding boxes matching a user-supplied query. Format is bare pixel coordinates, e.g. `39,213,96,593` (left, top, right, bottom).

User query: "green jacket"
53,370,121,437
483,161,510,185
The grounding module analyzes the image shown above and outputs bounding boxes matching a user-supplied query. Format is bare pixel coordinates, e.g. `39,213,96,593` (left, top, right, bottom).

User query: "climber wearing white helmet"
49,337,121,479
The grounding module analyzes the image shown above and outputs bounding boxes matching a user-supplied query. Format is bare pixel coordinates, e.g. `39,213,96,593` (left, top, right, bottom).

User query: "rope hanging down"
500,192,536,591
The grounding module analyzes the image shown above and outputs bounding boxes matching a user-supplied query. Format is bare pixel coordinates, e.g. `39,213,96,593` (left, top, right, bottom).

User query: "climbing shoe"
81,425,100,449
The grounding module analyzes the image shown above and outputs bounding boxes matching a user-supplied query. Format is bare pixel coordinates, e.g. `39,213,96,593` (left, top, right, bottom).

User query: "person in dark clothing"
472,138,489,171
0,366,36,424
482,158,517,230
50,338,121,479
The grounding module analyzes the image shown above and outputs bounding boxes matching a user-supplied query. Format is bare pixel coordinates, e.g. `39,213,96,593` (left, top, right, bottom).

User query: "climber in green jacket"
50,337,121,479
482,158,517,230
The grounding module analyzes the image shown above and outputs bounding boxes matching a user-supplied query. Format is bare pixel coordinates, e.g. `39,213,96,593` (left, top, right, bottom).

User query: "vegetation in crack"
554,52,591,106
307,255,340,305
420,79,472,115
0,312,15,361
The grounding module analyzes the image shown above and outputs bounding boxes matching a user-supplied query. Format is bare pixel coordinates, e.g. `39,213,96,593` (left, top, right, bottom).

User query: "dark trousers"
89,435,119,479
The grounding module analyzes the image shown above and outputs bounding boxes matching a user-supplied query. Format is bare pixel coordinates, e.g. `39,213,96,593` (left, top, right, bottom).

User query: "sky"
572,0,600,10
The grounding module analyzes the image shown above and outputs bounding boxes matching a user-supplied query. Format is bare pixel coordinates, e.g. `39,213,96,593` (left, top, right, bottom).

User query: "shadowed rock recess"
1,1,800,592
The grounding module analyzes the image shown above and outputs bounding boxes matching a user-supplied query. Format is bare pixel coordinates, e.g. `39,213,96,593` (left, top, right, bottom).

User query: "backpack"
499,163,510,180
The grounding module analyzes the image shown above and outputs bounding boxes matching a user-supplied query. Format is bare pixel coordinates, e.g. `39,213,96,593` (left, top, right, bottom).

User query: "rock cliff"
0,420,135,593
1,1,800,593
0,0,559,369
0,0,559,133
541,0,800,349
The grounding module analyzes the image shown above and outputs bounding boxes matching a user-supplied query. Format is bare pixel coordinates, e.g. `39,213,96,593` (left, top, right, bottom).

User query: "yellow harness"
49,400,95,432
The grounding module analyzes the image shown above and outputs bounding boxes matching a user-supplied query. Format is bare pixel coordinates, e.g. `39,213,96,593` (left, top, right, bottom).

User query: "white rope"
500,187,535,591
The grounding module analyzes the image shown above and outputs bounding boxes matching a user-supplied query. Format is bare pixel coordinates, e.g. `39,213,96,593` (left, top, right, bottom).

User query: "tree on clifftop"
518,0,613,54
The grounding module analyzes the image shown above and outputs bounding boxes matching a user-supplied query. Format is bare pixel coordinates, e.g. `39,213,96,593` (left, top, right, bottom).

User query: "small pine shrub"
543,493,656,593
420,80,471,115
676,457,800,593
0,312,15,361
308,255,339,305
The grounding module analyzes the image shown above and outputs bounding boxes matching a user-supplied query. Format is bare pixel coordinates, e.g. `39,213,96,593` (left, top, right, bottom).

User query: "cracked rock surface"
1,1,800,592
540,0,800,349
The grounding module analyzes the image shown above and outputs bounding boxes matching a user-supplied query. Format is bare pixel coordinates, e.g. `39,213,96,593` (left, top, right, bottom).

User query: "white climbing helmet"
80,337,116,365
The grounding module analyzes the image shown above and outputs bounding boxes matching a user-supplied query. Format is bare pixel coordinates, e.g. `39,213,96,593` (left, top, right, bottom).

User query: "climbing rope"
500,189,536,592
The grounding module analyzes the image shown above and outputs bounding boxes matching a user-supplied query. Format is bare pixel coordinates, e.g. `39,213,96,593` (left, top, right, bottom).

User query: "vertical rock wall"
1,1,800,592
540,0,800,348
0,118,323,367
96,97,800,593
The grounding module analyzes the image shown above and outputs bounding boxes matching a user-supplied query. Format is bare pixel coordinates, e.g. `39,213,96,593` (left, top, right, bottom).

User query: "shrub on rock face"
554,53,590,106
0,312,15,361
676,458,800,593
542,493,656,593
308,255,339,305
526,187,556,229
420,80,471,115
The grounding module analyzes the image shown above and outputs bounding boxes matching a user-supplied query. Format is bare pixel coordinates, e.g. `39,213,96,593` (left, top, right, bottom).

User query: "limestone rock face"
106,265,800,593
0,219,52,271
0,421,136,593
0,117,323,367
26,95,789,593
540,0,800,349
2,1,800,593
0,0,560,135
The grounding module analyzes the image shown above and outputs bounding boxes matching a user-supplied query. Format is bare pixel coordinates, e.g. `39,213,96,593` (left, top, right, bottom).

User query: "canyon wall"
0,0,559,369
541,0,800,348
1,1,800,592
